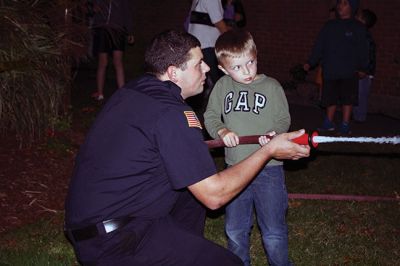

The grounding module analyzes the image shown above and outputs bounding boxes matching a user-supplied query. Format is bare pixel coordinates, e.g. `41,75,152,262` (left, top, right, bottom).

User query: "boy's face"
336,0,352,19
218,52,258,85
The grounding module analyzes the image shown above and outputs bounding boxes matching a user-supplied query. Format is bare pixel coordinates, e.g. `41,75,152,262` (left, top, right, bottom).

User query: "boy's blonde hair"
215,30,257,65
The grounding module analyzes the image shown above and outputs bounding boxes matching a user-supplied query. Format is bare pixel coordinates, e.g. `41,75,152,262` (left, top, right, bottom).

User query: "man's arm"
188,129,310,209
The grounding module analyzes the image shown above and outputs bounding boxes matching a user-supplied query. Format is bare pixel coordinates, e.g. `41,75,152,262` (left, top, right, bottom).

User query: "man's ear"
166,65,179,83
218,65,229,75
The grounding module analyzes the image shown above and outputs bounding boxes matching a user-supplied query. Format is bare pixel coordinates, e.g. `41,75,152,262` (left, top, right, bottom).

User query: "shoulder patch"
183,111,202,129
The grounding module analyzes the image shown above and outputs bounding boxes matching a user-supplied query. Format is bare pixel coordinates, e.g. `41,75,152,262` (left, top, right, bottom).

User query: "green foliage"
0,215,78,265
0,1,89,146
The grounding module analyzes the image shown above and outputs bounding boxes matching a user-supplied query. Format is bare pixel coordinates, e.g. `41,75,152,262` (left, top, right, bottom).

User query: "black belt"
66,216,134,242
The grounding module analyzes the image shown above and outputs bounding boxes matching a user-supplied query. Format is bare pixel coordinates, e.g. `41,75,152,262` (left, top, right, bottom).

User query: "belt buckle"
103,219,119,233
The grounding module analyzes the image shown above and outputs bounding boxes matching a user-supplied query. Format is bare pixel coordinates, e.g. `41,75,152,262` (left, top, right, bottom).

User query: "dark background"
127,0,400,118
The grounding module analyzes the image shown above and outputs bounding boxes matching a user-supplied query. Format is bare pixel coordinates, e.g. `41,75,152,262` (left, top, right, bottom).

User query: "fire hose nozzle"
292,130,319,148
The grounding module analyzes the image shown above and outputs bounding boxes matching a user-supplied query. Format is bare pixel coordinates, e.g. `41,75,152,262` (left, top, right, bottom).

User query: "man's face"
218,52,258,85
336,0,352,19
176,47,210,99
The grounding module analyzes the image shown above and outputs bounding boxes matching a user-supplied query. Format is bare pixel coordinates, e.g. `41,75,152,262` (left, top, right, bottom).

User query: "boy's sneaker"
91,92,104,101
319,118,335,132
339,122,351,135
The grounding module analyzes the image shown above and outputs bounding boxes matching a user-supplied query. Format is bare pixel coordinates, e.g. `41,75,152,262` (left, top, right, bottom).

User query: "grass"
1,143,398,265
0,215,77,266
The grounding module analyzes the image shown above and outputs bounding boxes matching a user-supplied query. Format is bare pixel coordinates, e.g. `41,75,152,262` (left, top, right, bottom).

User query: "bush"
0,0,89,146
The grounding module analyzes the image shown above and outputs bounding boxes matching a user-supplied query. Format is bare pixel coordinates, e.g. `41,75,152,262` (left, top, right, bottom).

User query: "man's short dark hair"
144,30,201,76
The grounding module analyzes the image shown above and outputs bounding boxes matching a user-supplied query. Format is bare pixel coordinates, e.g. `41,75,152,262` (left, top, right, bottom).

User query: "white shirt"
188,0,224,49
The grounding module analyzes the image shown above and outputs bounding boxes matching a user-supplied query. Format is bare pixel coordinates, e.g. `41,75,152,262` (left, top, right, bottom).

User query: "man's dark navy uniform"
65,74,242,265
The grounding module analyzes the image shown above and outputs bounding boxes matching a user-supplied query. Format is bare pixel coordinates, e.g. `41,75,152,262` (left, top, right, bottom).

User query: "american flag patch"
184,111,202,129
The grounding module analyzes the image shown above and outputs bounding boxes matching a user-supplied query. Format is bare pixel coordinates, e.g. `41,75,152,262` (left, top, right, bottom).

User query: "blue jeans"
225,165,291,266
353,76,372,122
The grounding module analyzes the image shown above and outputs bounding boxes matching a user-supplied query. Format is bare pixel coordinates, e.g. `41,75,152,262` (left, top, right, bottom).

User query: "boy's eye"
248,60,254,65
232,66,240,71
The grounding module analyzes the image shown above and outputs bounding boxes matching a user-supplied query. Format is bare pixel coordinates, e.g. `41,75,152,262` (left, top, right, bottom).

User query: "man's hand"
218,128,239,147
262,129,310,160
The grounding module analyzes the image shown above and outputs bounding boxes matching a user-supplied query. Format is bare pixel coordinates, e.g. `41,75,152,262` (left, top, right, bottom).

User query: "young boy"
353,8,377,122
304,0,368,134
204,30,292,266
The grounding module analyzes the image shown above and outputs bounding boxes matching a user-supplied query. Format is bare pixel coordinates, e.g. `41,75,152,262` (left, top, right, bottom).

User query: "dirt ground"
0,129,85,234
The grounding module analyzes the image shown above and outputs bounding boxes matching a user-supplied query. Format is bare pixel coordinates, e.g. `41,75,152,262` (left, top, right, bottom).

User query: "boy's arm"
203,81,239,147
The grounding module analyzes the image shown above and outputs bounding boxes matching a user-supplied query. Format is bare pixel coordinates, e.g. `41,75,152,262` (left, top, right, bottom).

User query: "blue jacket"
307,18,368,80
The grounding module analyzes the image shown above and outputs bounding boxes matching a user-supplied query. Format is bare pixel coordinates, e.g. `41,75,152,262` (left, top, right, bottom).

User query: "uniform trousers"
69,191,243,265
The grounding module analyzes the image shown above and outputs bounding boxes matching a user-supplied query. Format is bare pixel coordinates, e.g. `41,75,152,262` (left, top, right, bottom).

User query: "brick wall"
131,0,400,117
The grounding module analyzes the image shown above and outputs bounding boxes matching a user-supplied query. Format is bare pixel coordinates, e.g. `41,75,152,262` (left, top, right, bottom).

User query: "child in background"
353,8,377,122
304,0,369,134
90,0,135,101
204,30,292,266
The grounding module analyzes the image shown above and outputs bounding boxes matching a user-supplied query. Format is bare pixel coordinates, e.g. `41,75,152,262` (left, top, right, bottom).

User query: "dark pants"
69,191,242,265
92,27,126,55
321,76,359,107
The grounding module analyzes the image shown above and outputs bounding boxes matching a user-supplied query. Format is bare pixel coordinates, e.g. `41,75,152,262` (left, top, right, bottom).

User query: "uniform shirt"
188,0,224,49
204,74,290,166
65,74,216,228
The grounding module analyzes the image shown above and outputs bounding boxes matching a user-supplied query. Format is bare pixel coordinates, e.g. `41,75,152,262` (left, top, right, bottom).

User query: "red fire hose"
205,131,319,149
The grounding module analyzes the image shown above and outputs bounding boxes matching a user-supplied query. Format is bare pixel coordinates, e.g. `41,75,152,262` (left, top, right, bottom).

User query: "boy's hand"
218,128,239,147
258,131,276,146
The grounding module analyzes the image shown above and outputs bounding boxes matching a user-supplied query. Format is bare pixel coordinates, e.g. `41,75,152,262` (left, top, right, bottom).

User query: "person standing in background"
304,0,368,135
90,0,134,101
353,8,377,122
187,0,231,113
